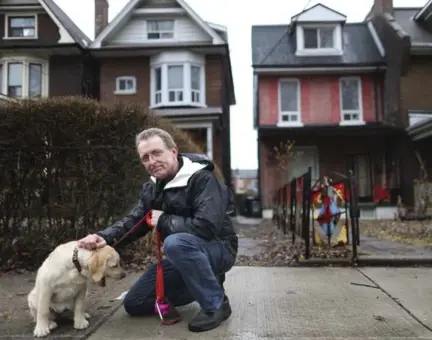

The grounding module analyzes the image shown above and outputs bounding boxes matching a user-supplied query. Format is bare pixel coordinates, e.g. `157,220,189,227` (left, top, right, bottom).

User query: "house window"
303,27,334,49
167,65,183,102
154,67,162,104
340,77,363,123
0,58,46,98
115,76,136,95
8,63,23,97
6,15,36,38
279,79,301,125
147,20,174,40
29,63,42,97
191,65,201,103
150,52,205,107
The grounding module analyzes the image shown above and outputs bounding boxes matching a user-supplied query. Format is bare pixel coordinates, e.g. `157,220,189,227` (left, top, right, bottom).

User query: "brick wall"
258,74,380,126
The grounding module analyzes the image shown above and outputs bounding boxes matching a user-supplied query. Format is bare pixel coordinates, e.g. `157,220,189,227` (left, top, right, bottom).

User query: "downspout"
373,67,379,122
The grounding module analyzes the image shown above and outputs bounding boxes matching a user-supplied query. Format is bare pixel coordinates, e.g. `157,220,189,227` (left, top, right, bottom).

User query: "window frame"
277,78,302,127
0,57,48,98
339,76,364,125
150,62,205,108
114,76,137,95
295,23,342,56
4,13,38,39
146,19,175,40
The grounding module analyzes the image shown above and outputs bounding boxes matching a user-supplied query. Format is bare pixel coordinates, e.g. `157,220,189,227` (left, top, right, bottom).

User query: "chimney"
373,0,393,15
95,0,109,38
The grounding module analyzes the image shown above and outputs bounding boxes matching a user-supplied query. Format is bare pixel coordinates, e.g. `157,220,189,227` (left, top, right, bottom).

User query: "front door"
182,128,207,155
288,147,319,184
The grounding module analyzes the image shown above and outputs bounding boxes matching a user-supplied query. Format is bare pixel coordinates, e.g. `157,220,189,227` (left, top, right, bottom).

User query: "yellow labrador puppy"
27,240,126,338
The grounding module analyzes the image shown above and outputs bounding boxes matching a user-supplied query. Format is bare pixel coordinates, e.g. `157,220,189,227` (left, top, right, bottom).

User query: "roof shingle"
251,23,385,67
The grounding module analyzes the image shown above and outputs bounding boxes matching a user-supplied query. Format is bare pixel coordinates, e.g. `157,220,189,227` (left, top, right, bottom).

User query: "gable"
108,14,212,45
291,4,347,23
0,0,91,47
92,0,224,48
136,0,180,9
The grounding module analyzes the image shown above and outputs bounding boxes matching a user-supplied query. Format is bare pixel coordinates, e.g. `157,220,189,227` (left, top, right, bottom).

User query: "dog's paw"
49,320,58,330
74,317,89,330
33,323,51,337
84,312,91,319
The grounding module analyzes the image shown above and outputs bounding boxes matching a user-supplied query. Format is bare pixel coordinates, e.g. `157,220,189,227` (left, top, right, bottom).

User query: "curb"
78,302,124,340
297,257,432,267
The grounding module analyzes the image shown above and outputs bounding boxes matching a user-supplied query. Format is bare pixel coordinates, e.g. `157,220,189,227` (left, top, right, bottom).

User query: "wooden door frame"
175,122,213,160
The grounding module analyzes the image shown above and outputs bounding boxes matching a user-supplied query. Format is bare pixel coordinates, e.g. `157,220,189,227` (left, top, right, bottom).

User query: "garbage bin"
244,196,261,217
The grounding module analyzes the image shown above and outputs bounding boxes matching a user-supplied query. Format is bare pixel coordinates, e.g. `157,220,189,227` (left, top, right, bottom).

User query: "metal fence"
273,168,360,261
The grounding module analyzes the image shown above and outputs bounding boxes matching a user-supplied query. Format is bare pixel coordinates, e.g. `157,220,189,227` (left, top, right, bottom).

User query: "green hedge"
0,96,210,271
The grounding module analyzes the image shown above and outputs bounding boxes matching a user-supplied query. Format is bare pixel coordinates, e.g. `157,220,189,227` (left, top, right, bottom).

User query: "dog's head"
88,246,126,286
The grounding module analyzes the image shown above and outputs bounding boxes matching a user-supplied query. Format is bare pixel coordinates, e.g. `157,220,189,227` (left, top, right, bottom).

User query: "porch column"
206,125,213,160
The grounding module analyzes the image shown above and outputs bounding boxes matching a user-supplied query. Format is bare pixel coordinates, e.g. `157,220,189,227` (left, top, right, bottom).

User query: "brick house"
252,3,404,219
88,0,236,188
0,0,98,100
366,0,432,207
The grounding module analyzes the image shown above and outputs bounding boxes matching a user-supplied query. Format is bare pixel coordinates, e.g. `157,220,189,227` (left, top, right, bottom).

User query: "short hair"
135,127,176,149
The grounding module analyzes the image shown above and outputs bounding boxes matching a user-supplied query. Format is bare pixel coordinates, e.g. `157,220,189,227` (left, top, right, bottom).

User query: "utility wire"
258,0,313,65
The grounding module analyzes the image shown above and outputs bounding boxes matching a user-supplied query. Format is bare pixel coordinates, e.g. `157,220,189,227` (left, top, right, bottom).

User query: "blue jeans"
123,233,236,315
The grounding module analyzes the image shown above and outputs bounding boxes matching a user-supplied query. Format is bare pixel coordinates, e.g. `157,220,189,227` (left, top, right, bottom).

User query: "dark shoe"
188,295,232,332
218,274,226,290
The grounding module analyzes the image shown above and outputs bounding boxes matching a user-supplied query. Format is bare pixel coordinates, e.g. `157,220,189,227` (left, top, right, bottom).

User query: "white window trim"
174,122,213,160
146,19,175,41
150,52,206,108
295,23,342,56
114,76,136,95
277,78,303,127
4,13,38,40
0,56,49,98
339,76,365,126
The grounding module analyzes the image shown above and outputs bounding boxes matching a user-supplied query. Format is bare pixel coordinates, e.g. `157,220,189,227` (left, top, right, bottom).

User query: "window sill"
3,36,38,40
276,122,304,128
295,48,342,57
339,120,365,126
150,101,206,109
114,90,136,95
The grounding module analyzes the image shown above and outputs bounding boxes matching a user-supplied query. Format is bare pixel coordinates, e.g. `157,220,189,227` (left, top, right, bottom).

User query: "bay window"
150,52,205,107
0,57,48,98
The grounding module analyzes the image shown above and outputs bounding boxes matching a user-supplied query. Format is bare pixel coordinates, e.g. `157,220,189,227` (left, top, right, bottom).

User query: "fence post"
282,184,287,234
290,179,296,244
347,170,359,262
302,167,312,259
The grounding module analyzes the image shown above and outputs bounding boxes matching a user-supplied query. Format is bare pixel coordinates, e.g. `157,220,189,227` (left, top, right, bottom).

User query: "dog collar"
72,247,82,273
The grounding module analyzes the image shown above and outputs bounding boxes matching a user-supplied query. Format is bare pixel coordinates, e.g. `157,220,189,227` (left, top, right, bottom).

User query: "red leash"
112,210,181,325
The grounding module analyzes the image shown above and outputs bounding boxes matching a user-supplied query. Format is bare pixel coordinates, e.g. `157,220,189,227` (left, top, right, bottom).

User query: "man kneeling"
77,128,238,332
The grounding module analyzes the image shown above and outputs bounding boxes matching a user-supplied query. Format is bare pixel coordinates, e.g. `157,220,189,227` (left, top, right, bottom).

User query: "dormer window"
303,27,334,49
291,3,346,57
296,24,342,56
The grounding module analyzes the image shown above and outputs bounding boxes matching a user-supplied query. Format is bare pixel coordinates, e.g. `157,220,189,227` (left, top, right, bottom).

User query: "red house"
252,3,401,219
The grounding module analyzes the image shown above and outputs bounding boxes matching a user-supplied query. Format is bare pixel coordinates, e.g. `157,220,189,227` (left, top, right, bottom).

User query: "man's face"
137,135,178,180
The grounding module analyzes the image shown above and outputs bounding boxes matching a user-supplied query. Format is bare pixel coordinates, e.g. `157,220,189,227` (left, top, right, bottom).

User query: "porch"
154,107,224,179
258,124,404,220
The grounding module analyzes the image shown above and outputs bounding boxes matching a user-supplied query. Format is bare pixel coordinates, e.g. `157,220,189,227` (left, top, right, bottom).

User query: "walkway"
88,266,432,340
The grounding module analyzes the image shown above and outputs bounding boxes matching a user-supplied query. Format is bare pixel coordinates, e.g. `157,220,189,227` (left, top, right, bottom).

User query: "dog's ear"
88,251,107,285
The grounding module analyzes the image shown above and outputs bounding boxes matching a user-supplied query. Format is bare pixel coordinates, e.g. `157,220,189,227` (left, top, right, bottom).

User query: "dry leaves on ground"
235,220,351,266
360,220,432,247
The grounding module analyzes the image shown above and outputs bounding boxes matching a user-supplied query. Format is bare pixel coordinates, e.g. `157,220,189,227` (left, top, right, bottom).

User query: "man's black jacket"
96,154,238,256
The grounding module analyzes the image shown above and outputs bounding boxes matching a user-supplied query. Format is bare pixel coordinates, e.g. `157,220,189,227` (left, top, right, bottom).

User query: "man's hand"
77,234,107,250
150,210,164,228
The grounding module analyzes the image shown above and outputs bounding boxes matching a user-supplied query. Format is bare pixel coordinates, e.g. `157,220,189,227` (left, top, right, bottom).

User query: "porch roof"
407,113,432,141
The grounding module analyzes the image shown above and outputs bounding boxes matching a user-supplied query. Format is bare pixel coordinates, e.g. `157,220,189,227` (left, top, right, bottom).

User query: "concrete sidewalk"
88,266,432,340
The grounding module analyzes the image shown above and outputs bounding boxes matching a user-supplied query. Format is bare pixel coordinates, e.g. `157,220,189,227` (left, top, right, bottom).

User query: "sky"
54,0,427,170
